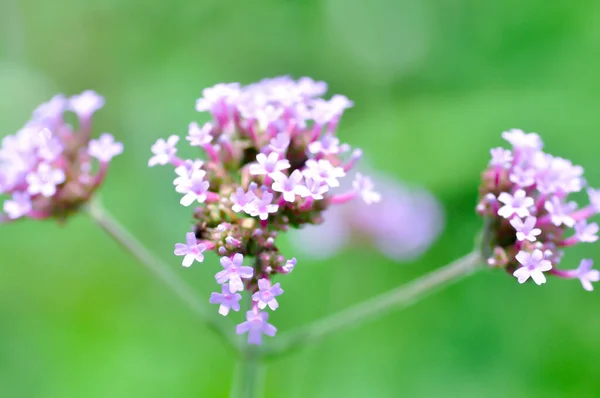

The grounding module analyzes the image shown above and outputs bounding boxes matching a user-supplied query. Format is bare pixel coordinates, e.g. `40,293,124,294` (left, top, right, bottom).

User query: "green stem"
230,346,265,398
85,198,238,350
264,251,482,358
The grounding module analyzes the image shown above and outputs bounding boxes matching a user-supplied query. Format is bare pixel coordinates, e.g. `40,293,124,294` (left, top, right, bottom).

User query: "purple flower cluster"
292,171,443,261
0,91,123,222
478,129,600,290
152,76,379,344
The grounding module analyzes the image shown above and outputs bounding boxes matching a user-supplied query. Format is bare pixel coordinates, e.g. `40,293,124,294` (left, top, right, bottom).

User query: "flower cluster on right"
477,129,600,290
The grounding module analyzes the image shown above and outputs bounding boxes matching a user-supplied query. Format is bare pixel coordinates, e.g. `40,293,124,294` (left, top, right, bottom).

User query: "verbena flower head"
292,171,443,261
0,91,122,222
151,76,379,344
478,129,599,290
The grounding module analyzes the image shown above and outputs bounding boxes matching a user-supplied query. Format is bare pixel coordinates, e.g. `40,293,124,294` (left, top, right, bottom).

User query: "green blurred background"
2,0,600,397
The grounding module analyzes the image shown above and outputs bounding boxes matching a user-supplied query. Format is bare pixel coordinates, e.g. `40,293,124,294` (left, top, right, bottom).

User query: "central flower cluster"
150,76,379,344
477,129,600,290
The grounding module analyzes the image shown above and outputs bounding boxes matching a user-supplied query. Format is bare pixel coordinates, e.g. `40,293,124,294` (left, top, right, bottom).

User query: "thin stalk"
84,198,238,349
229,346,265,398
264,251,482,358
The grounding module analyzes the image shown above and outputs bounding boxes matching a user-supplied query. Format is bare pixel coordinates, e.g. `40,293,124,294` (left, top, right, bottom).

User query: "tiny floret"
174,232,207,267
88,133,124,163
236,310,277,345
149,135,179,167
513,249,552,285
252,278,284,310
215,253,254,293
575,259,600,292
510,216,541,242
209,284,242,316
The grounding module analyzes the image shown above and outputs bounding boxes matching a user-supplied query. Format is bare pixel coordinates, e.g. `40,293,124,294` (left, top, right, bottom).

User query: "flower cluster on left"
0,91,123,222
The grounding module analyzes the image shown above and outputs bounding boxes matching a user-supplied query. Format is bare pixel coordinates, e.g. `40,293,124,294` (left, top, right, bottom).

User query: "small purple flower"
544,197,576,227
187,122,213,146
352,173,381,205
303,177,329,200
268,132,290,154
282,258,296,273
248,191,279,220
252,278,284,310
195,83,240,112
489,147,513,168
302,159,345,188
307,134,350,156
33,94,67,122
176,170,210,207
587,188,600,213
497,189,533,219
510,216,541,242
3,192,32,219
68,90,105,118
509,166,536,187
256,105,284,129
37,128,64,161
575,259,600,292
502,129,543,151
513,249,553,285
272,170,309,202
174,232,207,267
230,186,257,213
215,253,254,292
249,152,290,178
209,283,242,315
88,133,123,163
26,163,66,197
574,221,599,243
148,135,179,167
173,160,205,187
236,310,277,345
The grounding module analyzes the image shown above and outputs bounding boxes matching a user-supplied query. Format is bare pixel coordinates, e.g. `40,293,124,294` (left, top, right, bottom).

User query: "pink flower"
215,253,254,292
302,159,345,188
176,170,210,207
544,197,576,227
88,133,123,163
249,152,290,178
68,90,105,118
3,192,31,219
352,173,381,204
230,185,257,213
501,129,543,151
26,163,66,198
209,284,242,315
148,136,179,167
236,310,277,345
510,216,541,242
489,147,513,168
513,250,552,285
272,170,308,202
174,232,207,267
575,259,600,292
252,279,284,310
497,189,533,219
574,221,599,243
187,122,213,146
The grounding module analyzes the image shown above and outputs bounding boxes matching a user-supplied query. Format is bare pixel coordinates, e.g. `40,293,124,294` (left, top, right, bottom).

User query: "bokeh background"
2,0,600,397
